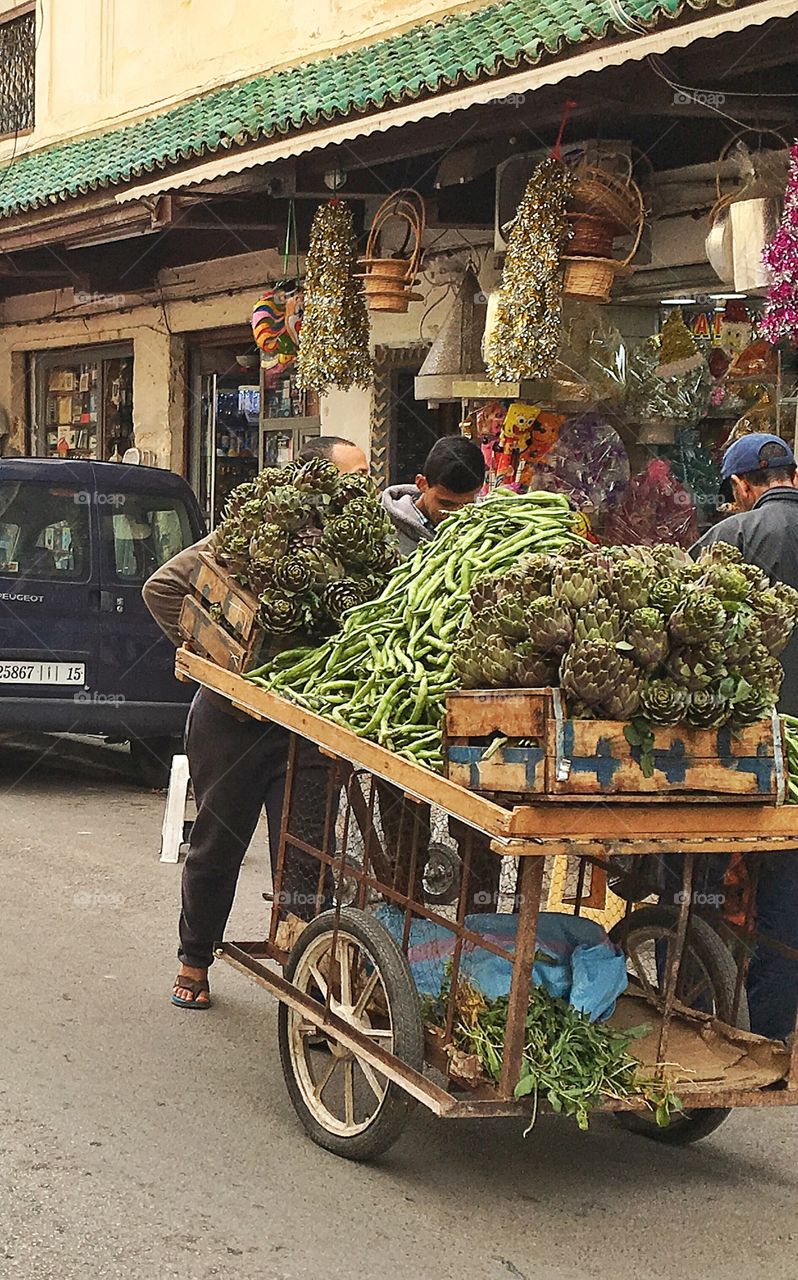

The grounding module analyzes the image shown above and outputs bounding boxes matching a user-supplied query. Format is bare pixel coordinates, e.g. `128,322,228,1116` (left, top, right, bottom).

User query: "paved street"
1,737,796,1280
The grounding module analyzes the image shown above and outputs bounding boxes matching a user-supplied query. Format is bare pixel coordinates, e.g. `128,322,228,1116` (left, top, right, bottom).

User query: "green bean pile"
247,491,582,770
783,715,798,803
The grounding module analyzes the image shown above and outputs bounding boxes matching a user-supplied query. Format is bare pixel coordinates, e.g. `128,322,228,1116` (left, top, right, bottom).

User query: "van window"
0,482,91,581
102,494,194,584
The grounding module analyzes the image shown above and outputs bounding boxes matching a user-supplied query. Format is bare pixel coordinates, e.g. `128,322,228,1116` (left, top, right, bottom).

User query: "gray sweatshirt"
380,484,434,557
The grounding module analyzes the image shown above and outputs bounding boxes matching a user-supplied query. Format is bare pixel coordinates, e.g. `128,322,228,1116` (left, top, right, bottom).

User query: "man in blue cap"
690,432,798,1041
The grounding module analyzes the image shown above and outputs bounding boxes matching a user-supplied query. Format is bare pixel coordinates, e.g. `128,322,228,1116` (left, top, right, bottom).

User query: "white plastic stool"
160,753,191,863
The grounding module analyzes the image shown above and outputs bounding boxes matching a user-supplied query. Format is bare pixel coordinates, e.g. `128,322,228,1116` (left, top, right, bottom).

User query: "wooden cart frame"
178,651,798,1156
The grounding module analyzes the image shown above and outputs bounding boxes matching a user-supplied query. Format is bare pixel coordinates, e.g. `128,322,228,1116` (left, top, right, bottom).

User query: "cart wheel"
609,905,750,1146
278,908,423,1161
423,841,462,906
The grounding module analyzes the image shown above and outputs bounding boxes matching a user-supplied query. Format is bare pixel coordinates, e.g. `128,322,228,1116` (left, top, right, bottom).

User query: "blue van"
0,458,205,785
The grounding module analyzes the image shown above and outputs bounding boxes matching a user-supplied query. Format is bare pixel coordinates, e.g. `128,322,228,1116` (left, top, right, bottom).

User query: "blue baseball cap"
720,433,796,481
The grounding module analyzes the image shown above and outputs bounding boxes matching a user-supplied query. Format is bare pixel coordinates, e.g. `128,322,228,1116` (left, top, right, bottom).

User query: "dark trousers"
660,851,798,1041
179,690,332,969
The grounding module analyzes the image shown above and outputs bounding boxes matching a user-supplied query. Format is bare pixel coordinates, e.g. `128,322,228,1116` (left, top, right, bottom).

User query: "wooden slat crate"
444,688,785,803
178,551,271,674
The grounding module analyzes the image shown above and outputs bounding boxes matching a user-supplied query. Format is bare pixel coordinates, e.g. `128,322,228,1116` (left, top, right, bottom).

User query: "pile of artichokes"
453,541,798,729
214,459,399,636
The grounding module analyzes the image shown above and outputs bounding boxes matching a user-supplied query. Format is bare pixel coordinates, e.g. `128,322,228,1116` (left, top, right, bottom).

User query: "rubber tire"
129,735,181,789
609,904,750,1146
278,907,424,1161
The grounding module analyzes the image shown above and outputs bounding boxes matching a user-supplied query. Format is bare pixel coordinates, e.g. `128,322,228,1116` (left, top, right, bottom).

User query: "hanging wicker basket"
563,177,645,303
568,159,641,234
357,189,426,313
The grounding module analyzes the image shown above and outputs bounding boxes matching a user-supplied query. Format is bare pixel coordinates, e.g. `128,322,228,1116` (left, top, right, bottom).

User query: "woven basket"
562,257,617,302
566,212,617,258
569,164,641,234
357,189,426,312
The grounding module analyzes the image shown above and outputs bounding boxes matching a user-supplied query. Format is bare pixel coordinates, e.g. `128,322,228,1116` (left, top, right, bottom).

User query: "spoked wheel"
609,905,750,1145
277,908,423,1161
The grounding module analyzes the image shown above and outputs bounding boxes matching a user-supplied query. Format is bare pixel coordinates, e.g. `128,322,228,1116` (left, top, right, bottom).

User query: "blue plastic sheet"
375,907,627,1023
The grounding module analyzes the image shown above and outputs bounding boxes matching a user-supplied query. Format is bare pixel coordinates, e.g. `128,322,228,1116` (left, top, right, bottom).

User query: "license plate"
0,660,86,685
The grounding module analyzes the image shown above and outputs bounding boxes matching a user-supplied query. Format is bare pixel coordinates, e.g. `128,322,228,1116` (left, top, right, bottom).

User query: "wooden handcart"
177,650,798,1161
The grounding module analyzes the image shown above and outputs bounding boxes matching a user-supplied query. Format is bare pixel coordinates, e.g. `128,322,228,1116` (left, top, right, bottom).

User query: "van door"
95,476,202,730
0,473,99,721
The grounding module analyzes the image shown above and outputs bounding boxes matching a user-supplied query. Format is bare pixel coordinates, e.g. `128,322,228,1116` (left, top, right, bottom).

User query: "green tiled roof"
0,0,735,219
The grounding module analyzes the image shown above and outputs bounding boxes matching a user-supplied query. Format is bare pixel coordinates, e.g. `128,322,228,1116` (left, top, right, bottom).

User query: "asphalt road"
1,735,796,1280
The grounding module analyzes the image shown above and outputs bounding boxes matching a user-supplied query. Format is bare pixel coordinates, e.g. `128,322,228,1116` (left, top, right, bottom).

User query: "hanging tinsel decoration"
760,139,798,345
486,157,575,383
297,201,372,393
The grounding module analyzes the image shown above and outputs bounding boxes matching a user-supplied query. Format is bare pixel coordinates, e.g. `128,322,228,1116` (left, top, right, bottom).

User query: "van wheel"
129,735,180,789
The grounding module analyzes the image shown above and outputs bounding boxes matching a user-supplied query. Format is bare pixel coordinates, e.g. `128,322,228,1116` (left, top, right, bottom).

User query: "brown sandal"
171,974,211,1010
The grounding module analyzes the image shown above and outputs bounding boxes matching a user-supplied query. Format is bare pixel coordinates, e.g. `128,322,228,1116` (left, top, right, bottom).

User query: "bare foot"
172,964,210,1006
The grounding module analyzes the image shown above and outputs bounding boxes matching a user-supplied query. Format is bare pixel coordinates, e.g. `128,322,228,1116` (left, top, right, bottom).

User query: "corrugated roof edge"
0,0,735,219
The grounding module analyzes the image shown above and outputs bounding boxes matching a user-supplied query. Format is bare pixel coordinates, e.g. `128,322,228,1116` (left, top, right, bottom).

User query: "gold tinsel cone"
297,201,373,394
486,157,575,383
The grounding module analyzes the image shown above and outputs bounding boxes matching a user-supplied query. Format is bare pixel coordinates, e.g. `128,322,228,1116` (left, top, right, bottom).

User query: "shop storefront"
31,343,133,461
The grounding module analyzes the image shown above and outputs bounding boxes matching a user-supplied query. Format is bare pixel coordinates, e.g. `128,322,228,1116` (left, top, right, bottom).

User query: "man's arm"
142,533,214,647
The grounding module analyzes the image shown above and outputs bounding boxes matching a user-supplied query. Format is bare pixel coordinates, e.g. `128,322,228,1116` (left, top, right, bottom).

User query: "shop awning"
0,0,791,220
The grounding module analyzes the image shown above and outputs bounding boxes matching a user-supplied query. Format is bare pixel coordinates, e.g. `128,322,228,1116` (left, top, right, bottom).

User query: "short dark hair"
298,435,357,462
743,465,796,487
423,436,486,493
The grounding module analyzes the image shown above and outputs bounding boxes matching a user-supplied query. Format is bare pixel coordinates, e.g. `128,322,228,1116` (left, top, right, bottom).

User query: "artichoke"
649,577,683,617
639,677,690,726
729,682,776,727
697,541,743,567
740,644,784,699
526,597,573,656
598,655,641,720
271,553,314,596
290,524,324,551
323,578,366,622
322,515,379,568
738,561,771,594
608,560,654,614
686,688,730,729
773,581,798,619
552,558,607,610
507,553,554,603
666,646,722,691
222,481,256,520
512,642,559,689
753,589,795,656
699,564,749,602
333,472,377,511
572,598,624,646
470,575,503,615
481,645,518,688
560,639,626,708
258,591,305,634
293,457,341,498
214,527,250,575
251,467,286,499
668,590,727,645
626,607,668,671
249,522,289,564
260,484,312,532
493,595,528,640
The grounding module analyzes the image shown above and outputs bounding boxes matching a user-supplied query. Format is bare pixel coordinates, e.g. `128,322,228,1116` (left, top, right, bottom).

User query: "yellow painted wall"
0,0,480,162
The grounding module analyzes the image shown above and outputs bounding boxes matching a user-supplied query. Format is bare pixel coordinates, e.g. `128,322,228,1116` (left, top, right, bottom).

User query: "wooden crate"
444,688,785,802
177,551,271,674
